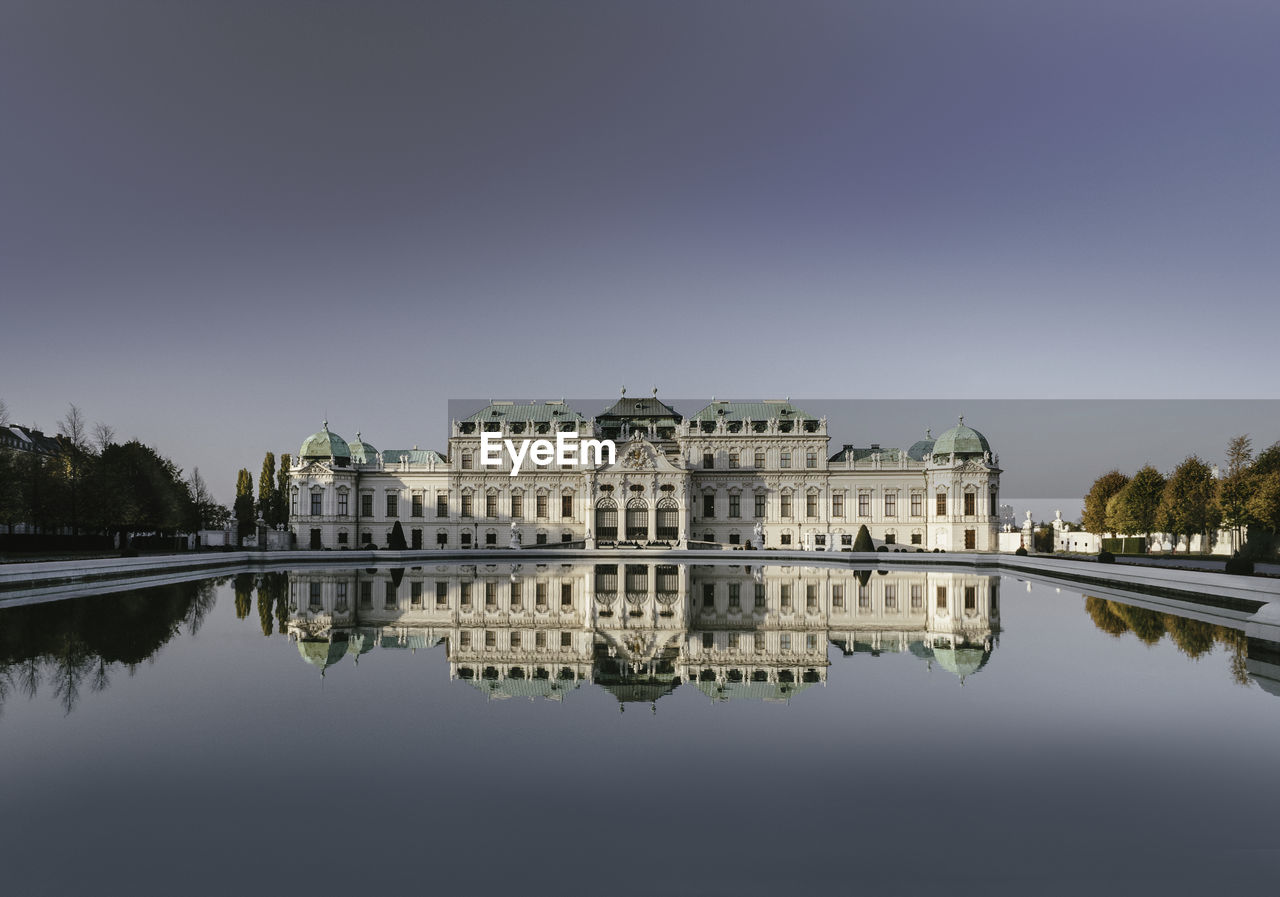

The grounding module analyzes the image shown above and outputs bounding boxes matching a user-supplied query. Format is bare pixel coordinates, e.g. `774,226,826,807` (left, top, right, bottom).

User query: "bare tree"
0,397,9,426
58,403,88,450
92,421,116,452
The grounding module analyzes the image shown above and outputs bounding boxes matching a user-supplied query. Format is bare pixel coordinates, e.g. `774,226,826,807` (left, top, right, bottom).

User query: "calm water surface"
2,561,1278,896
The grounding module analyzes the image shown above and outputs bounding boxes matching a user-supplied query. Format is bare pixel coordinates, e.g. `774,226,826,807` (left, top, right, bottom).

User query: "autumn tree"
1108,465,1165,546
1083,470,1129,534
1158,456,1218,553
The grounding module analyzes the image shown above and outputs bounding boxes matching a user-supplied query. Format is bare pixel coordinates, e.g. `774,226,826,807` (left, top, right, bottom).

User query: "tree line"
0,402,230,545
1082,436,1280,555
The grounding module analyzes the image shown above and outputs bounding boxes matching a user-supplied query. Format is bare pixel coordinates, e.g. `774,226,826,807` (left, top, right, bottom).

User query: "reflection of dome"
297,638,347,672
299,421,351,463
931,642,991,681
932,417,991,458
347,432,378,464
907,430,936,461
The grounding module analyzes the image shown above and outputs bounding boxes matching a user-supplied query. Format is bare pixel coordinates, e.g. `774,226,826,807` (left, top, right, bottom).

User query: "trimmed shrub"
1225,554,1254,575
387,521,407,550
1098,549,1115,564
852,525,874,552
1014,546,1028,556
876,545,889,552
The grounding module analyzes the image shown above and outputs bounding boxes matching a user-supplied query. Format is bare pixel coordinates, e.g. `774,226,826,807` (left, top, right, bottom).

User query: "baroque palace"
288,393,1002,552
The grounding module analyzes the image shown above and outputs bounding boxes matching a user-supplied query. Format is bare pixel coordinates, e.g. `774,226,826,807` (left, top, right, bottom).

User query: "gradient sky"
3,1,1279,503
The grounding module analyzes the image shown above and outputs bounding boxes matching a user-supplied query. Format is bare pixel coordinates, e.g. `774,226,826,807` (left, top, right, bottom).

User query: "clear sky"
3,1,1279,503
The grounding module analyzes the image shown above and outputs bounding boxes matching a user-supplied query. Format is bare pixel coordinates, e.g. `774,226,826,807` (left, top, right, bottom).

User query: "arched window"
595,498,618,541
625,498,649,540
656,498,679,540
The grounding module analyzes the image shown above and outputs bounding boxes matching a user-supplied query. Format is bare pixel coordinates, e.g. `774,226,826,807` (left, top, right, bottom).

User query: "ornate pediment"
598,437,685,475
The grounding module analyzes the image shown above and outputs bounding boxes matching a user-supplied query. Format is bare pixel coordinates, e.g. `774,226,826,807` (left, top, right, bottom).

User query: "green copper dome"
347,431,378,464
932,417,991,457
299,421,351,462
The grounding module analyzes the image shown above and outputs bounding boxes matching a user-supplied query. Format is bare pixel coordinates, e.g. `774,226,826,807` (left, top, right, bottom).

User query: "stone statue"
508,522,521,550
752,520,764,550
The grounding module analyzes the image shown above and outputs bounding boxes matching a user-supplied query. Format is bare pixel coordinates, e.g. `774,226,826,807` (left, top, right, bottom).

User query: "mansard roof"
381,448,446,465
596,393,682,424
1,424,63,456
829,445,904,463
461,400,589,425
688,399,813,422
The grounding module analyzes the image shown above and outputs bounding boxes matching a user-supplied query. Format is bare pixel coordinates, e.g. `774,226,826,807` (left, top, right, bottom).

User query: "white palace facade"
288,394,1003,552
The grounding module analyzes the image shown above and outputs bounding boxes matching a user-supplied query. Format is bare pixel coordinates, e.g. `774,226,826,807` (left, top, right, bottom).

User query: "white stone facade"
289,398,1002,552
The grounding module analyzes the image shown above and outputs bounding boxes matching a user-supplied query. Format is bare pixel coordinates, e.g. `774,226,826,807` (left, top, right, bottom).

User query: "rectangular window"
410,581,422,606
754,449,765,468
806,492,818,519
806,634,818,652
728,494,740,518
562,493,573,519
936,493,947,517
755,583,766,609
832,584,845,609
411,493,423,517
728,451,739,468
510,631,521,648
806,584,817,610
832,492,844,517
461,493,473,517
728,632,739,650
485,630,495,647
309,582,322,610
965,529,977,549
911,532,922,545
780,633,791,653
337,492,348,516
459,631,471,648
884,584,897,610
702,583,715,610
561,582,572,609
964,492,976,516
461,453,472,470
335,582,348,611
754,493,766,518
511,492,523,518
885,492,897,517
858,585,870,610
781,532,792,545
965,585,977,610
885,533,896,544
485,582,497,608
436,581,448,606
728,583,740,609
361,493,373,517
436,492,448,517
703,451,714,469
486,493,498,517
536,493,548,518
936,586,947,610
780,584,792,610
338,531,349,544
536,581,548,610
780,493,792,518
360,581,373,608
384,582,397,609
755,632,766,652
702,632,714,650
806,450,817,469
858,492,870,517
779,451,791,468
703,494,715,518
510,581,522,610
310,492,322,516
460,582,472,607
911,583,922,609
386,493,398,518
911,493,923,517
560,631,571,648
535,630,546,648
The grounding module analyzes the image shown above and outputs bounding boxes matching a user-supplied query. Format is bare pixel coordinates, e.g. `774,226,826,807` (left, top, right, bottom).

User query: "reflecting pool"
2,562,1278,895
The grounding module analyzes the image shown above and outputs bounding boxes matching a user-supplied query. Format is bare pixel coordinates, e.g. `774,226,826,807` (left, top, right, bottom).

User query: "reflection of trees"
234,573,254,620
256,572,289,637
0,578,217,717
1083,595,1250,685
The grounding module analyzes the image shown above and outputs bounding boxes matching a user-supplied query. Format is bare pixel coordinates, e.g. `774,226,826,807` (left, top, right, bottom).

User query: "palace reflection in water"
284,563,1000,703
